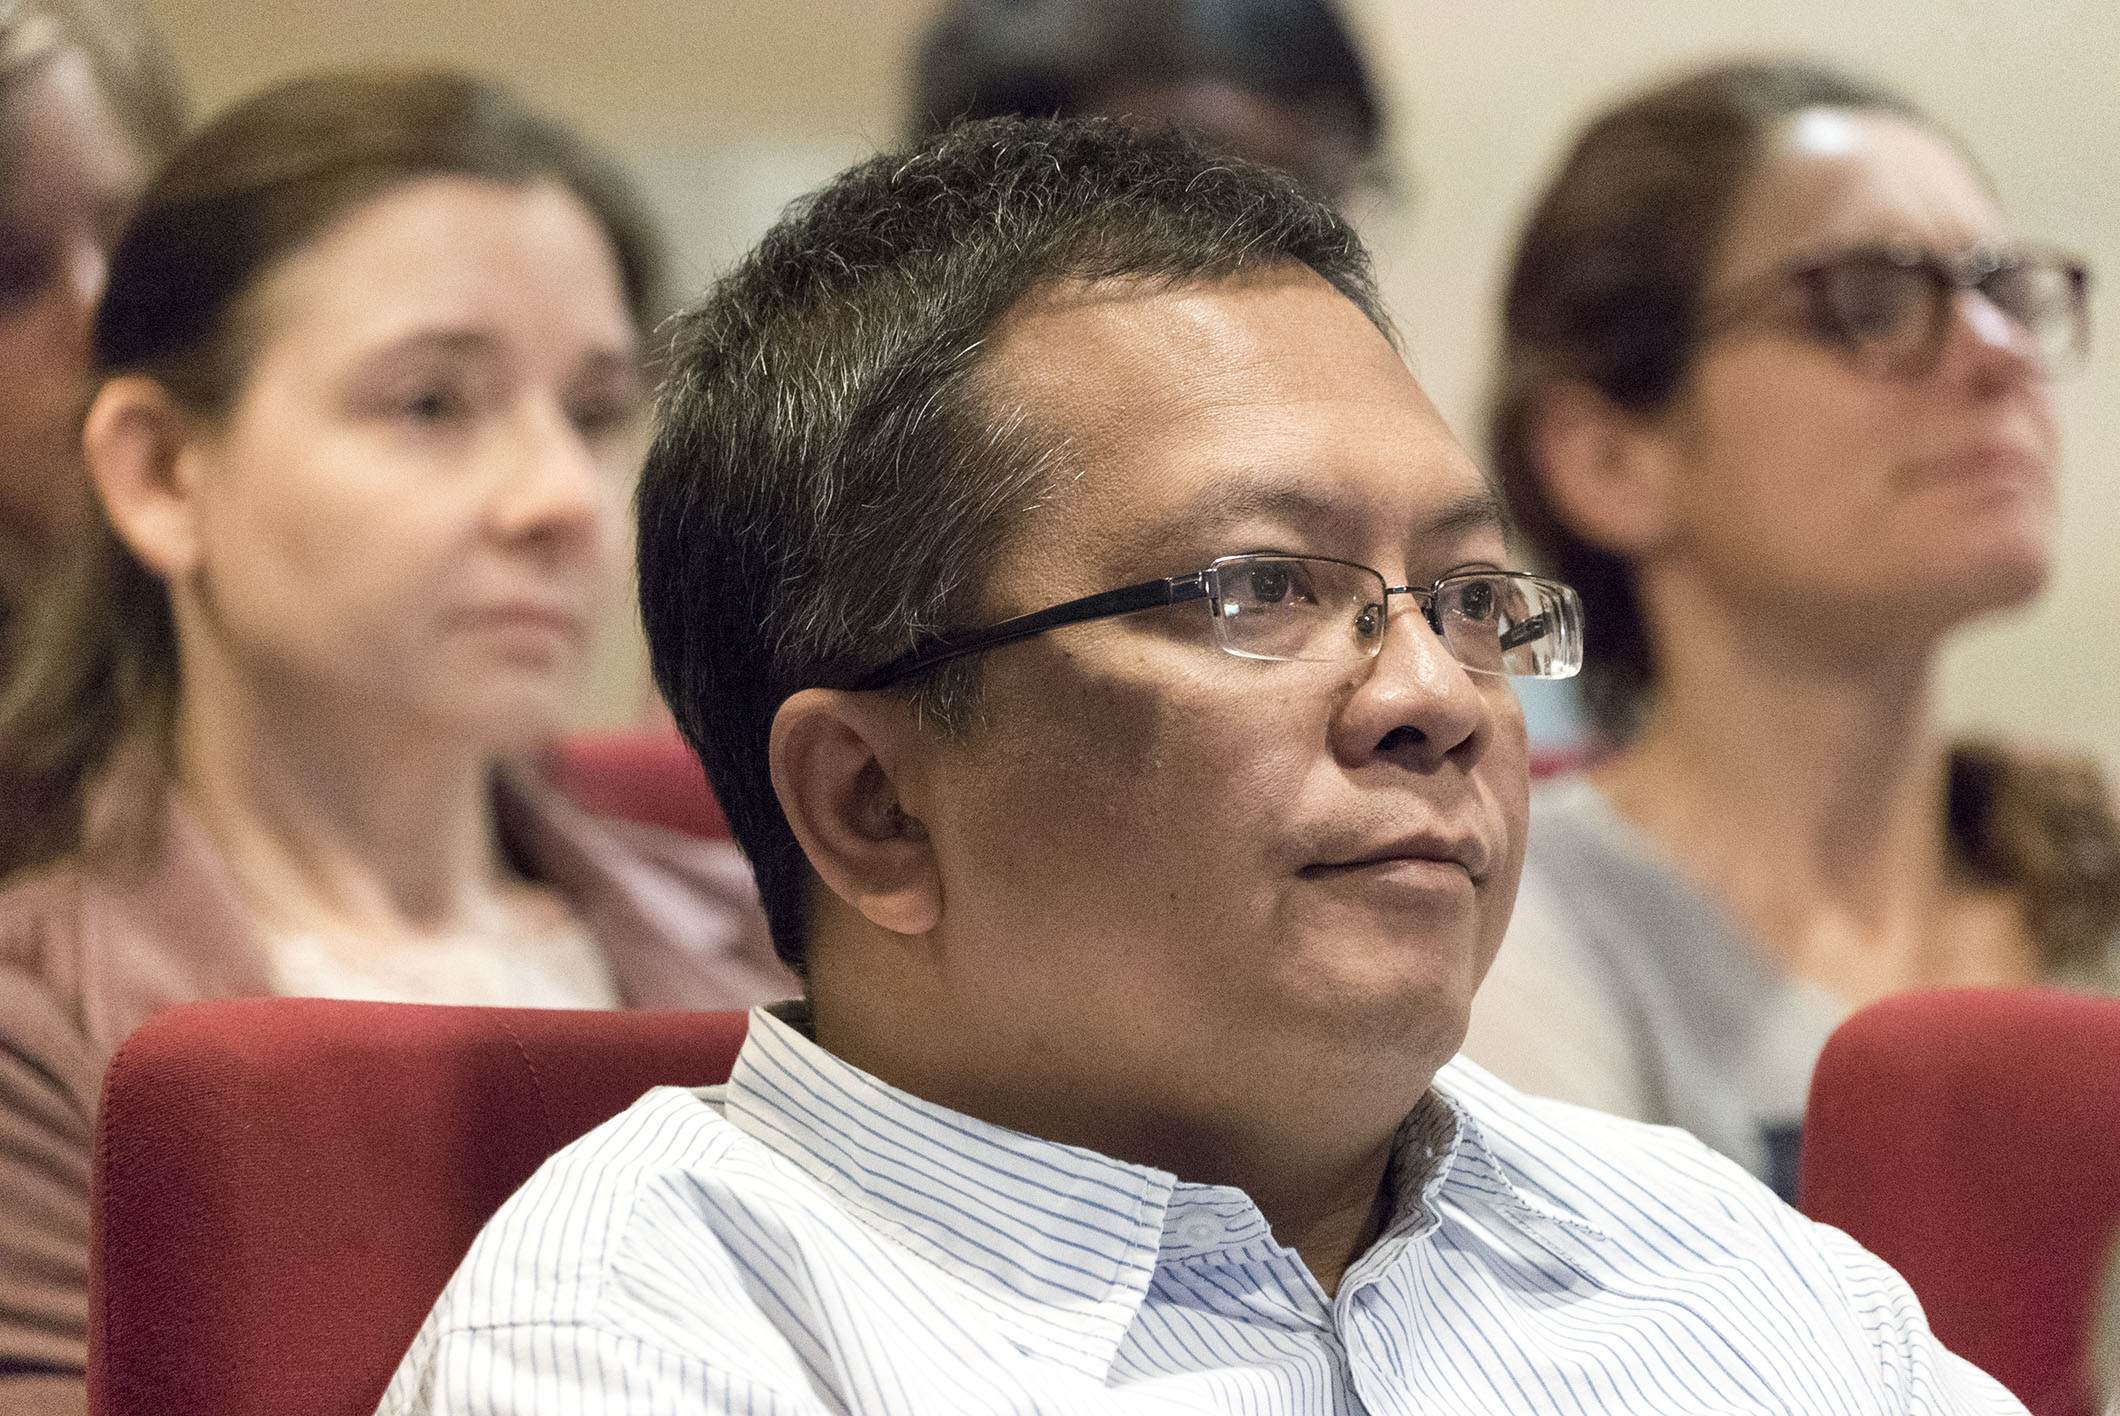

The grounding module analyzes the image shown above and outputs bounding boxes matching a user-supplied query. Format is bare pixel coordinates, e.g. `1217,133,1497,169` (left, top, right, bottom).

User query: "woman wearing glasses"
0,70,794,1405
1461,59,2119,1199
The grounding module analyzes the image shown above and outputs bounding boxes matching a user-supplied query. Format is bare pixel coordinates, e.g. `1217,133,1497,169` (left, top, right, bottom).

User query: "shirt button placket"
1341,1283,1405,1416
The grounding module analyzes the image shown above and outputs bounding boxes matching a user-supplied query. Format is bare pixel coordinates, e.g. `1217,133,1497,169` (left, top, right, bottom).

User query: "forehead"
1712,109,2006,282
244,175,635,361
980,265,1500,585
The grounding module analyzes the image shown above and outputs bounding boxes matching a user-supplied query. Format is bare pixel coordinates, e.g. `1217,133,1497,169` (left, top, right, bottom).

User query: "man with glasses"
380,117,2024,1415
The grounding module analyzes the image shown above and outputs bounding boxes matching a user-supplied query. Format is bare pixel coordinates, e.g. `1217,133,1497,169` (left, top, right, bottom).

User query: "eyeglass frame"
853,553,1580,692
1696,241,2092,379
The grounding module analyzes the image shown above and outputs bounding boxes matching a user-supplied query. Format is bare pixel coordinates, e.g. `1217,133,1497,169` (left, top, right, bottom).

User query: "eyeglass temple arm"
853,575,1208,691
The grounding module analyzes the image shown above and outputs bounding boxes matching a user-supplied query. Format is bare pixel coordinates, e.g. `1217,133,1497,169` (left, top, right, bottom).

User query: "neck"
1186,1120,1396,1297
172,650,513,945
1603,568,1971,986
807,915,1409,1295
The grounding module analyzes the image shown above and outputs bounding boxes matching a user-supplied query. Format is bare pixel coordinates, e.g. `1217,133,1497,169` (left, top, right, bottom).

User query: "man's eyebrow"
1422,483,1510,543
1118,474,1510,558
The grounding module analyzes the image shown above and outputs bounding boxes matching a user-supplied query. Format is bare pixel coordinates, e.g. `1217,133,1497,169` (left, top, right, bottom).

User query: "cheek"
588,469,633,592
195,432,466,677
1673,364,1895,573
949,656,1304,931
1480,697,1532,960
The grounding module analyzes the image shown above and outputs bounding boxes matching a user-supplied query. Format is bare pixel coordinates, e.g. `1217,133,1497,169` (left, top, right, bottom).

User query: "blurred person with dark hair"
0,69,792,1411
0,0,181,669
910,0,1382,205
1461,59,2120,1200
383,115,2020,1416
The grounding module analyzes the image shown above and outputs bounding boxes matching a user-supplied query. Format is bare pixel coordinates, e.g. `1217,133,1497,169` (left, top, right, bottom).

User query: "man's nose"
1329,598,1491,769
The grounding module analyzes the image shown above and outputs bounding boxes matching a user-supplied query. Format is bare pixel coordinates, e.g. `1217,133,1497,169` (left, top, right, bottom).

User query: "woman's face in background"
171,174,641,752
0,48,147,574
1647,109,2059,646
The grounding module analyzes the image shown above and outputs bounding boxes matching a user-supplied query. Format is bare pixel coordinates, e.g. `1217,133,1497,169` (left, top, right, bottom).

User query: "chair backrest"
1801,986,2120,1416
89,997,749,1416
547,727,731,839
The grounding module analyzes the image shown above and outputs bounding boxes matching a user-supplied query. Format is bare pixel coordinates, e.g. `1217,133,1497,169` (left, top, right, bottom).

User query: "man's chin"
1267,949,1481,1073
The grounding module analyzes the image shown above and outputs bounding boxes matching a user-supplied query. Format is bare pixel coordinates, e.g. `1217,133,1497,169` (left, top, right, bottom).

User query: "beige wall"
141,0,2120,766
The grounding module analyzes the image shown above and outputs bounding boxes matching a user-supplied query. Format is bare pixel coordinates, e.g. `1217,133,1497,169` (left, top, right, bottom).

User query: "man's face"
904,265,1529,1133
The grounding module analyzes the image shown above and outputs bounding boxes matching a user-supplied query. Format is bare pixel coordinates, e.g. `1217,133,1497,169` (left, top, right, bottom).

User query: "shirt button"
1175,1214,1221,1247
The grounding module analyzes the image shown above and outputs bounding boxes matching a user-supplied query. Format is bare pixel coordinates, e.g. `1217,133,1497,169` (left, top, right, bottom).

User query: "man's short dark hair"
638,115,1389,971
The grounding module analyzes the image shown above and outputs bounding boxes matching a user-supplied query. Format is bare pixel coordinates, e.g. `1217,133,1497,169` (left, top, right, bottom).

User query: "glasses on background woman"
1699,242,2089,380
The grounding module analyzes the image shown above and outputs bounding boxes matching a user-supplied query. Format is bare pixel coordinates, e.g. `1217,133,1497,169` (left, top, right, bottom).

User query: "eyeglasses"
1700,244,2091,379
854,553,1584,691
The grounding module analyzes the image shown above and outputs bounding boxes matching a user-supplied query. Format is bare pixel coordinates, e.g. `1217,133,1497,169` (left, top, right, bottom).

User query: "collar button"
1175,1214,1221,1247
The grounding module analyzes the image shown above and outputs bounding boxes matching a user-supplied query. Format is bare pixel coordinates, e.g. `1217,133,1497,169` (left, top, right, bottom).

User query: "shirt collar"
1426,1061,1617,1244
725,1004,1171,1374
721,1005,1599,1372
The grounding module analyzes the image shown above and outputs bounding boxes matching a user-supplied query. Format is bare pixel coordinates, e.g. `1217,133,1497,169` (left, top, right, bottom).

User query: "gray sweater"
1463,777,1844,1200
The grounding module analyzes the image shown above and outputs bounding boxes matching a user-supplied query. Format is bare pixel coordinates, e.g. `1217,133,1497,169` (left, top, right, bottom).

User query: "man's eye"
1245,560,1326,606
1456,578,1497,622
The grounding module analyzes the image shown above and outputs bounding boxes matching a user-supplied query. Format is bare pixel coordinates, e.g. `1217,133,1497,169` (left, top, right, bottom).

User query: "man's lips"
1299,830,1491,882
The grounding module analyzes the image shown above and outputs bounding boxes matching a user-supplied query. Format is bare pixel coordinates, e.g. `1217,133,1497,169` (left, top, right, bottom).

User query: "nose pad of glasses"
1357,594,1446,646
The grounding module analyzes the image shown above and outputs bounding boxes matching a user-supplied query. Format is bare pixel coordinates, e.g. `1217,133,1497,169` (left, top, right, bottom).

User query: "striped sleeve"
1801,1218,2029,1416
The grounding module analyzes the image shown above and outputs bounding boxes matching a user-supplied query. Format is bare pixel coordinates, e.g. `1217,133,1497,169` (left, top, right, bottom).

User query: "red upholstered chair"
547,726,731,839
89,997,750,1416
1527,745,1591,782
1801,986,2120,1416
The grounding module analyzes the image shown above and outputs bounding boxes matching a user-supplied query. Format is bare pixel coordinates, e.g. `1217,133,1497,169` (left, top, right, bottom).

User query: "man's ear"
1528,381,1682,558
769,688,942,938
83,375,206,579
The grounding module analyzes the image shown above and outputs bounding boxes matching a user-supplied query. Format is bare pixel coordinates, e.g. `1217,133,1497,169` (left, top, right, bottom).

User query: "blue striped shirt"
378,1004,2024,1415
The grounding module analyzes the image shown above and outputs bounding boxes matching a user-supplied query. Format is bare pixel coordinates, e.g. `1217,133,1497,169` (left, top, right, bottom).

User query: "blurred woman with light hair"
0,69,794,1409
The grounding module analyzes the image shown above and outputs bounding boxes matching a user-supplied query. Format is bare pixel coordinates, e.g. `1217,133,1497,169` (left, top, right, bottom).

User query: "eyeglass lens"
1212,556,1382,662
1433,575,1577,678
1808,251,2087,375
1207,556,1580,678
